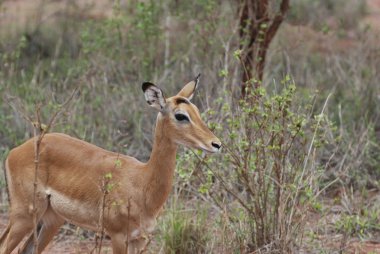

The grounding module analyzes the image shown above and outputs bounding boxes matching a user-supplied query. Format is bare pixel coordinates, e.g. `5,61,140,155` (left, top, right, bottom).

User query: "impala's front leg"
110,234,146,254
128,238,147,254
110,233,128,254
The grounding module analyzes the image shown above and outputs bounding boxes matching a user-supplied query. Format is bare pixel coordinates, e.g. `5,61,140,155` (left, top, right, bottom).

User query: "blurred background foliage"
0,0,379,253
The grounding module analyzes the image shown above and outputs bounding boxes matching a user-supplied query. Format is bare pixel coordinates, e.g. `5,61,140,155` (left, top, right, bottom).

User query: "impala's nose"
211,141,222,151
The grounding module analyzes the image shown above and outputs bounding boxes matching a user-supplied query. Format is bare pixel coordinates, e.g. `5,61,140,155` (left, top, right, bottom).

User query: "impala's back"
2,133,146,253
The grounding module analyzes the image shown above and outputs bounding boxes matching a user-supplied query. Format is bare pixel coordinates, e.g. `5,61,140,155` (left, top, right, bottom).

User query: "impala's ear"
177,74,200,100
142,82,166,111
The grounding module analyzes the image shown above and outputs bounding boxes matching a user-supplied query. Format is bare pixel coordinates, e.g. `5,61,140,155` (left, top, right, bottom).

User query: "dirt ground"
0,213,112,253
1,211,380,253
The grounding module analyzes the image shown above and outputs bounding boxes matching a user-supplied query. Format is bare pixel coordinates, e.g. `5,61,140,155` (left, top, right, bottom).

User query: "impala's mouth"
199,144,222,153
205,148,221,153
177,140,221,153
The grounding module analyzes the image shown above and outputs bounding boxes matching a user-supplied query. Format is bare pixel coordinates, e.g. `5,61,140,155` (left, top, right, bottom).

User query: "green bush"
176,75,332,252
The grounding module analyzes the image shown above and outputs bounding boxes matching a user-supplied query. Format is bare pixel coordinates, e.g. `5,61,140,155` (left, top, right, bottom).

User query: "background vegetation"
0,0,379,253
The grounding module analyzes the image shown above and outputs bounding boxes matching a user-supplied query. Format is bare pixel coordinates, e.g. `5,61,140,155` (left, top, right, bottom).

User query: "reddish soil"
0,214,112,253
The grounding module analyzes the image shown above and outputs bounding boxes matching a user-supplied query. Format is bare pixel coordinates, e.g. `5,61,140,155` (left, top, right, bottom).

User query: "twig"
287,92,332,236
7,88,79,253
92,153,121,254
190,149,255,216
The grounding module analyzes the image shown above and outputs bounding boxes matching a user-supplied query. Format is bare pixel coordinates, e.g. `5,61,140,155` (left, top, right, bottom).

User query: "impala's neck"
144,114,177,215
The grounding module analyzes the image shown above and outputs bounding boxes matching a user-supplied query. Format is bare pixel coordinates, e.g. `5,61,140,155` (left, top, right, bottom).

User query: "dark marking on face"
175,98,190,105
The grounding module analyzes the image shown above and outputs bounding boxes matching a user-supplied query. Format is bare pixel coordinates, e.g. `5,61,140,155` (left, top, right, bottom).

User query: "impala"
0,76,221,254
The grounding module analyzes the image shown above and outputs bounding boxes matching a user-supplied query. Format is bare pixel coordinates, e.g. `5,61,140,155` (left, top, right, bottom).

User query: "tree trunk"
238,0,290,97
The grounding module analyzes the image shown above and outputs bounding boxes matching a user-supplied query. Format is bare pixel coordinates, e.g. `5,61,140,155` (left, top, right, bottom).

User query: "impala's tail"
0,158,11,248
2,158,10,206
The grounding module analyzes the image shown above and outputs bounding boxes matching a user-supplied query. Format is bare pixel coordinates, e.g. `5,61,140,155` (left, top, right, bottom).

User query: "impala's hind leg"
0,193,48,253
0,214,35,254
0,224,10,249
19,207,65,254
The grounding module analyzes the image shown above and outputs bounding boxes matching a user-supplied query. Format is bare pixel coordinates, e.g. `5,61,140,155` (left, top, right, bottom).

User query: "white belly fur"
47,189,99,231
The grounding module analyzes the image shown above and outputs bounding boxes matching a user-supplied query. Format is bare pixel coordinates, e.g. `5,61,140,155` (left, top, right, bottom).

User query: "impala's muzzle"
201,139,221,153
211,141,222,150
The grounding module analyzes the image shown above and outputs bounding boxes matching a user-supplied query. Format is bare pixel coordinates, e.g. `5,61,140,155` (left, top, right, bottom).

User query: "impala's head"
142,75,221,153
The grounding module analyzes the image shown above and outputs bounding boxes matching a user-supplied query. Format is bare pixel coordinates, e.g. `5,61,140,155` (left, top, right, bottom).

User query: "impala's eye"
175,113,189,122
